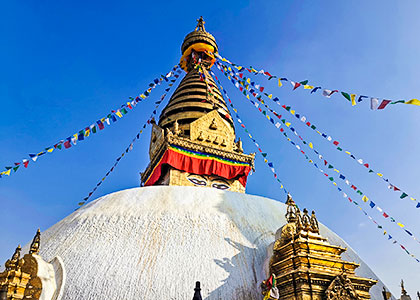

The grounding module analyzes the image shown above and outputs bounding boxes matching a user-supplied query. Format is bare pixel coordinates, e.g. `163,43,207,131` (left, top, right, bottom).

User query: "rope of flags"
0,66,181,180
216,63,420,248
216,53,420,110
209,70,289,196
215,68,420,263
216,59,420,210
78,72,181,207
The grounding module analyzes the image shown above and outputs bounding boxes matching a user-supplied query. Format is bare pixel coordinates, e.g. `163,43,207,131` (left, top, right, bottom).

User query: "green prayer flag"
285,106,291,111
357,190,363,195
311,125,316,130
341,92,351,101
262,153,267,157
391,100,405,104
328,164,333,169
57,144,62,149
281,119,286,124
300,80,308,85
121,108,128,115
400,192,408,199
13,166,19,172
92,126,97,133
329,177,334,181
337,147,343,151
262,111,266,115
369,169,374,173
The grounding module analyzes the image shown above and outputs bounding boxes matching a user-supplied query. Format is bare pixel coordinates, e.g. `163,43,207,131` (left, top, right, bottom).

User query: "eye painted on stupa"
211,182,230,190
187,174,207,186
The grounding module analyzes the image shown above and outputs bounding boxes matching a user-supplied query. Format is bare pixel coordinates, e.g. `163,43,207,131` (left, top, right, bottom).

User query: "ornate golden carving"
0,229,46,300
325,274,360,300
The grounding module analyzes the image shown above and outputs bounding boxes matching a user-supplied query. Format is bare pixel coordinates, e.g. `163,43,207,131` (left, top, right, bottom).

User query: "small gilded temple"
0,18,405,300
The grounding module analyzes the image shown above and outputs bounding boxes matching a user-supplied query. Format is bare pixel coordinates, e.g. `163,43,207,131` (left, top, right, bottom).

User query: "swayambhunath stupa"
1,5,420,300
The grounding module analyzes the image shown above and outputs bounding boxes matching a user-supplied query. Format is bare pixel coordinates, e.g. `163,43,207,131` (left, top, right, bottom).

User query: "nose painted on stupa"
141,18,255,193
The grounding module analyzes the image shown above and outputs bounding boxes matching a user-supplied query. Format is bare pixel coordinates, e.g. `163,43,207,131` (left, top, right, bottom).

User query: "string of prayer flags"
78,73,180,207
215,53,420,110
217,61,420,211
214,67,420,264
0,65,181,180
209,71,289,196
217,64,420,246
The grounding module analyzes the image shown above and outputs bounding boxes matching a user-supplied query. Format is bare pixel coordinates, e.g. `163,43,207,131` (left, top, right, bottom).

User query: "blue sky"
1,0,420,297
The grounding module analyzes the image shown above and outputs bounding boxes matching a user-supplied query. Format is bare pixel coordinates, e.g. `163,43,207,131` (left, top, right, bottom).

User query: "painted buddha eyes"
188,177,207,186
211,183,230,190
187,175,231,190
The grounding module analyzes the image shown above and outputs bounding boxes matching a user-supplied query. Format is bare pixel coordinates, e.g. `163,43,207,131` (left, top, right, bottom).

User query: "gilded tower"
141,17,255,193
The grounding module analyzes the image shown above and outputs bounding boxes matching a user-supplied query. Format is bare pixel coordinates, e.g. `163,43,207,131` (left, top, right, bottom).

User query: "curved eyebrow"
210,178,230,185
187,174,207,180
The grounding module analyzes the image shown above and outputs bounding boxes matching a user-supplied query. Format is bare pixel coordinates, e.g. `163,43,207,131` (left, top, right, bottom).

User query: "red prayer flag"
264,71,272,77
239,73,243,78
364,163,369,168
377,99,391,110
64,140,72,149
383,212,389,218
333,141,339,146
23,160,29,168
293,82,301,90
259,87,264,92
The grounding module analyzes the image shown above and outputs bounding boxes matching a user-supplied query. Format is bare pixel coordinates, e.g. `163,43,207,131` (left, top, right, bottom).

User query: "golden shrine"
263,194,377,300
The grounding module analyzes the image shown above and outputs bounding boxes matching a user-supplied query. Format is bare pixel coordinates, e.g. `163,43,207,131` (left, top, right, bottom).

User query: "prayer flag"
370,98,379,110
362,195,369,202
341,92,351,101
377,99,391,110
405,99,420,106
400,192,408,199
351,94,357,106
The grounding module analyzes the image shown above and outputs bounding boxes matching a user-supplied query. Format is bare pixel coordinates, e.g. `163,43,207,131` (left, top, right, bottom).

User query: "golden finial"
29,228,41,254
195,16,206,32
5,245,22,271
310,210,319,233
285,193,298,223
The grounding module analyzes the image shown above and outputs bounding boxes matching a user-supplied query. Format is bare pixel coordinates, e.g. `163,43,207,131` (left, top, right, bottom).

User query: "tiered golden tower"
265,195,377,300
141,17,255,193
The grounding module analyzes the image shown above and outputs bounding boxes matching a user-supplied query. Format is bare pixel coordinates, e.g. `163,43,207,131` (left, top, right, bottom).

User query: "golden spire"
29,228,41,254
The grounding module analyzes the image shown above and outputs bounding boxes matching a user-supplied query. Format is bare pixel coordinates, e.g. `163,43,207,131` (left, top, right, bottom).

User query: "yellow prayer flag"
285,122,291,127
333,182,337,186
264,159,268,163
334,169,339,173
377,173,383,177
247,78,251,84
303,85,314,89
246,95,250,99
345,151,351,155
362,195,369,202
309,142,313,149
397,222,405,228
140,94,146,99
84,129,90,137
405,99,420,106
351,94,357,106
47,148,54,153
233,108,237,112
266,115,270,120
278,78,283,87
268,94,272,99
228,67,232,71
116,111,123,118
290,110,295,115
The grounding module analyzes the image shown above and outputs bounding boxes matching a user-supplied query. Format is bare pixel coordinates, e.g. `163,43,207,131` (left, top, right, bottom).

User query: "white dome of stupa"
34,186,391,299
